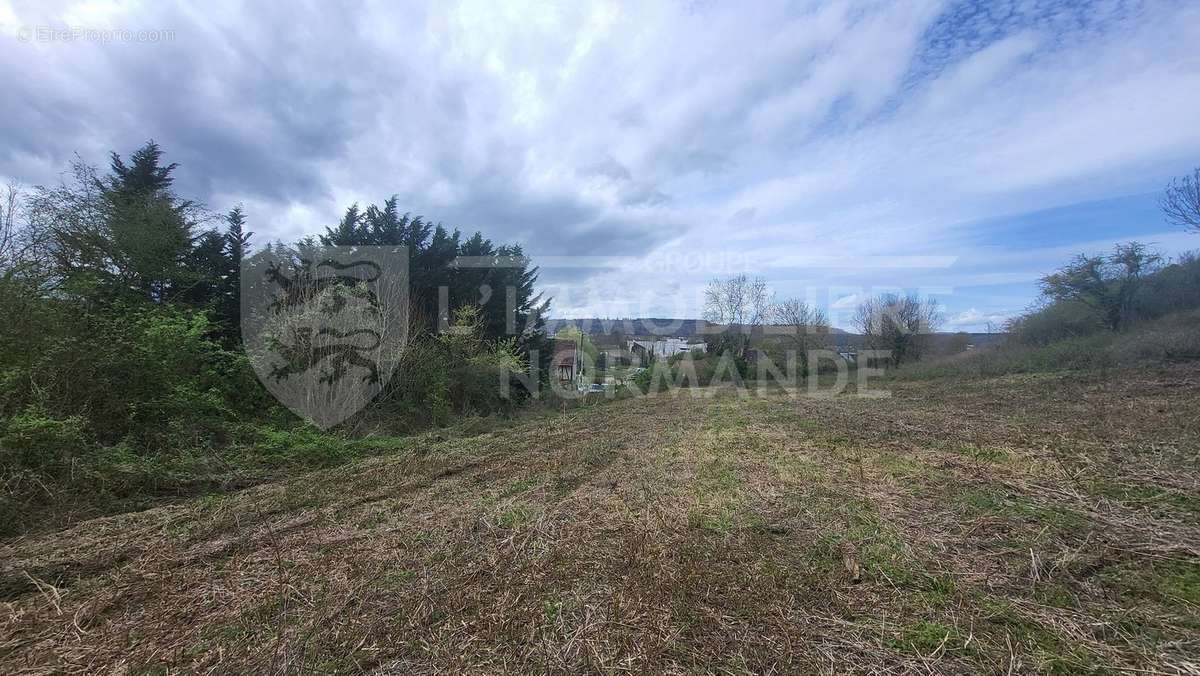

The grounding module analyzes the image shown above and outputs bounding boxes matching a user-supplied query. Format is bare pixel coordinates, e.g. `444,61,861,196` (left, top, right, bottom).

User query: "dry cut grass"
2,364,1199,673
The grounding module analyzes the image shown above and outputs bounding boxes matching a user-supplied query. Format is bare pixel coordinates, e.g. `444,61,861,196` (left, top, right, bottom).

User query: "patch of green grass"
495,504,537,528
774,454,822,482
875,452,922,477
696,455,739,493
949,443,1010,463
887,620,964,655
806,495,926,587
955,488,1083,531
686,408,744,533
358,509,390,529
703,401,747,433
748,399,821,430
200,621,252,644
687,505,737,533
1163,561,1200,606
922,574,957,608
164,520,196,540
1032,583,1077,609
1096,558,1200,608
688,447,741,534
195,492,231,511
981,597,1103,674
861,538,921,587
255,425,362,467
581,445,616,467
380,569,415,590
1093,482,1200,517
778,416,821,431
499,476,541,498
959,488,1004,513
542,599,564,622
277,481,322,510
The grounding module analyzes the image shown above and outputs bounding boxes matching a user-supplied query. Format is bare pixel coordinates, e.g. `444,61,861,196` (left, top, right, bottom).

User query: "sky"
3,0,1199,331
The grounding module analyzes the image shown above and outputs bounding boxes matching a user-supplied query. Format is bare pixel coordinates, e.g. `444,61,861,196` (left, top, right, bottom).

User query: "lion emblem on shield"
241,246,409,428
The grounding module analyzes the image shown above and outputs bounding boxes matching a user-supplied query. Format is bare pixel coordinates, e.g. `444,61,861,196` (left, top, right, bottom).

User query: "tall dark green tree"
364,196,403,245
43,141,201,306
216,206,253,340
181,229,229,309
104,141,179,197
320,204,364,247
225,206,252,270
308,196,550,379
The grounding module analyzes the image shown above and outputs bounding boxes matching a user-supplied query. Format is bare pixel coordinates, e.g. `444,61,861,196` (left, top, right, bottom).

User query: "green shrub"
897,310,1200,379
1134,252,1200,320
1013,248,1200,346
0,406,92,473
1,302,255,450
255,424,359,467
1010,300,1104,345
630,353,749,393
1108,310,1200,362
375,306,524,428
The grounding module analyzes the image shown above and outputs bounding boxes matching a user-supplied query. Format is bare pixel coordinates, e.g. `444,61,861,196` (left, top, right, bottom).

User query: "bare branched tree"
768,297,830,367
0,182,50,281
853,293,942,366
0,183,19,274
702,274,771,327
702,274,772,358
1162,166,1200,233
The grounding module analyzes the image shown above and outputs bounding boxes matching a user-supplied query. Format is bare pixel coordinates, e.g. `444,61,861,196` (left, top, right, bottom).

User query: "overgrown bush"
0,142,556,536
3,302,257,450
1134,252,1200,320
373,306,526,429
897,310,1200,379
632,352,749,393
0,406,91,474
1008,299,1105,345
1013,246,1200,345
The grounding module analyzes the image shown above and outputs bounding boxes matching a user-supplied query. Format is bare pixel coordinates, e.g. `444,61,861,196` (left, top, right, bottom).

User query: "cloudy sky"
3,0,1200,330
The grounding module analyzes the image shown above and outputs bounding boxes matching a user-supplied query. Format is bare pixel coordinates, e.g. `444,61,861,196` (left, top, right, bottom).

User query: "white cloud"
2,0,1199,322
945,308,1012,331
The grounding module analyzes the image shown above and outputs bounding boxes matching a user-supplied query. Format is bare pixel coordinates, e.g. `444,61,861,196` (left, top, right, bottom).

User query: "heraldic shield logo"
241,245,409,429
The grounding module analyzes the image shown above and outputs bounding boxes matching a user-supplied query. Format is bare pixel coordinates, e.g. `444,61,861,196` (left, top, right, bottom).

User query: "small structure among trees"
551,339,579,383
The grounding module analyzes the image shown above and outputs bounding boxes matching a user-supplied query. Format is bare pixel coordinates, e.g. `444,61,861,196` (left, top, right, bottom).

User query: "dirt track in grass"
2,365,1198,673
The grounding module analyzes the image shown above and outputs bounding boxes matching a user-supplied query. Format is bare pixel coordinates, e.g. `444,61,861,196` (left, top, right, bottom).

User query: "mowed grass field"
2,366,1198,673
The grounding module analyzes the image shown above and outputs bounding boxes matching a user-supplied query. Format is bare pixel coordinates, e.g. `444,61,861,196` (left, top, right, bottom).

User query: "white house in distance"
627,337,707,360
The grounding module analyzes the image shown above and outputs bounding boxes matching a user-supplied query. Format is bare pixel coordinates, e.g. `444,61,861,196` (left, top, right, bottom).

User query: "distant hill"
830,332,1008,350
543,317,1005,348
544,317,715,338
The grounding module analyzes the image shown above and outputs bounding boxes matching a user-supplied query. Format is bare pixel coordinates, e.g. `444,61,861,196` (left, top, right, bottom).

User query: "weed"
887,620,964,655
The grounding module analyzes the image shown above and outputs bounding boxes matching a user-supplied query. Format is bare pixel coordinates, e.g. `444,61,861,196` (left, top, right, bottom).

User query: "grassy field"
1,365,1198,673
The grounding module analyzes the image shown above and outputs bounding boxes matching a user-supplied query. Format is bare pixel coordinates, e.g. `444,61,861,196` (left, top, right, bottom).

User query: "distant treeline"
544,317,1004,346
544,317,718,338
